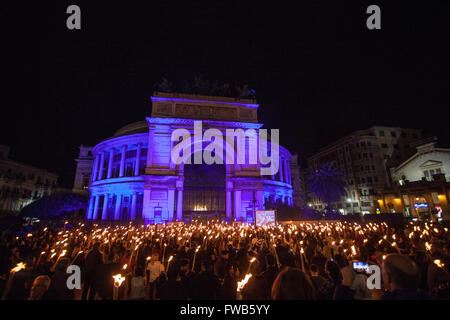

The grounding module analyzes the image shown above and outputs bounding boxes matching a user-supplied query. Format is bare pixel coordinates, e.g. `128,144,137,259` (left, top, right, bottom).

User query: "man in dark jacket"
214,250,229,280
81,243,103,300
46,257,74,300
381,253,429,300
193,261,221,300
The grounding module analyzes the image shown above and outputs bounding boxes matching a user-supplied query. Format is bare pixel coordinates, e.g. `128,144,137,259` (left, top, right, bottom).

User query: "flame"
434,259,445,268
113,274,126,287
237,273,252,292
11,262,26,273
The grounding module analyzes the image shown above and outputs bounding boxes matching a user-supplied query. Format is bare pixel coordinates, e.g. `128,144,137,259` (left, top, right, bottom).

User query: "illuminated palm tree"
308,163,346,214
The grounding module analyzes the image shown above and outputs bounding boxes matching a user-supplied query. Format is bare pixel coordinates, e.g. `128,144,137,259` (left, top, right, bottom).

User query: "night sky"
2,1,449,188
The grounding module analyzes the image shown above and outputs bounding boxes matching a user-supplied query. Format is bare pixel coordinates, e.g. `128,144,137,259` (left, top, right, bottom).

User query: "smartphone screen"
353,261,369,273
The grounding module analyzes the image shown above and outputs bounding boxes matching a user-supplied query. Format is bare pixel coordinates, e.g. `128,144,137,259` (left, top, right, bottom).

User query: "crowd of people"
0,219,449,300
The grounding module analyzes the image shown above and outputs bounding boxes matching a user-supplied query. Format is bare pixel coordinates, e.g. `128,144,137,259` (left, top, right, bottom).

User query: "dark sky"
2,0,449,188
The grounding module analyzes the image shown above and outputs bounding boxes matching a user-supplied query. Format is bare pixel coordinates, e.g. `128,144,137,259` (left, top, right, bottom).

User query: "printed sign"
255,210,276,226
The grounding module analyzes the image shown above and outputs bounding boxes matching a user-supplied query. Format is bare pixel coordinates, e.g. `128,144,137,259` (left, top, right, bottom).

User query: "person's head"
92,242,100,252
382,254,420,291
29,275,51,300
271,268,315,300
201,260,213,273
179,259,189,272
55,257,70,272
309,264,319,276
221,250,229,260
225,263,235,277
249,258,263,275
265,254,275,267
11,246,20,258
325,260,342,284
134,266,144,277
414,250,429,266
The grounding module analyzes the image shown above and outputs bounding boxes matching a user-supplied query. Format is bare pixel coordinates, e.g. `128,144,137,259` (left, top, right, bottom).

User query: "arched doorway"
183,158,226,221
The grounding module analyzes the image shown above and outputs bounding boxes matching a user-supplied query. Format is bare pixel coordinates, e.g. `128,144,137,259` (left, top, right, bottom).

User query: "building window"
379,130,385,136
393,144,399,149
381,143,388,148
391,132,397,137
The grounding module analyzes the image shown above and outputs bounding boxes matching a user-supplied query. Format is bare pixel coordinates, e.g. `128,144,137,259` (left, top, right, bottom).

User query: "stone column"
287,160,292,184
102,194,109,220
119,145,127,177
86,196,94,219
176,188,183,221
91,154,99,182
92,195,100,220
131,192,137,220
143,188,152,220
234,190,242,221
97,152,105,181
168,188,175,222
226,190,232,221
107,149,114,179
114,194,122,220
134,143,142,176
256,190,264,210
279,157,284,183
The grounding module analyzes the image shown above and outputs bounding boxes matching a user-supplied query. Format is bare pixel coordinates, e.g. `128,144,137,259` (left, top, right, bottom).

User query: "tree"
308,163,346,214
20,193,88,219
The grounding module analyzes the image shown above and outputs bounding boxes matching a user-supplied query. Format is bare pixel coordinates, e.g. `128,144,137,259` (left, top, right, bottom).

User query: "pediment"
419,160,442,168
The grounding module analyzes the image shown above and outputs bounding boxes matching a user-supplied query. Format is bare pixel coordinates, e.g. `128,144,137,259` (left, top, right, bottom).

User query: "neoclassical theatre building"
77,93,300,223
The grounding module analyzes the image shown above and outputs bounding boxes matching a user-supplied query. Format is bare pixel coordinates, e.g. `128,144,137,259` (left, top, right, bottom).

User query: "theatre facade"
82,92,298,223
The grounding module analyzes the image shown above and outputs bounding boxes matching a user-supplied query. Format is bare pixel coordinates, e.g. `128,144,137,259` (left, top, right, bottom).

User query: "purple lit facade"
86,93,294,223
